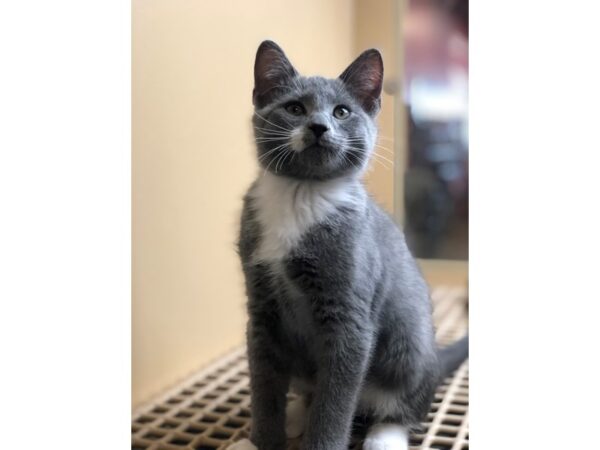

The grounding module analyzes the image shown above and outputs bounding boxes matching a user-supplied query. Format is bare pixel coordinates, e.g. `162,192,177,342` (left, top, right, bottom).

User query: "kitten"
229,41,468,450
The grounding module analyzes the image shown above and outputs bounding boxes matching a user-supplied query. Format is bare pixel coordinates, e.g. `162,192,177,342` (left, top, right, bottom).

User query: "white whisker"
253,127,292,136
255,137,288,143
254,111,293,132
345,145,394,170
258,143,290,162
276,149,294,173
372,152,394,165
377,135,394,141
374,144,394,155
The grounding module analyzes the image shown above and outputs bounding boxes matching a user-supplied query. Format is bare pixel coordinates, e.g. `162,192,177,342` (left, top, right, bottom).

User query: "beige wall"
355,0,398,213
132,0,359,407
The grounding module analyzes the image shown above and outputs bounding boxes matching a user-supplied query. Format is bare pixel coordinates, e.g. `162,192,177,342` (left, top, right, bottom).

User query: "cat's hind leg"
358,387,411,450
362,423,409,450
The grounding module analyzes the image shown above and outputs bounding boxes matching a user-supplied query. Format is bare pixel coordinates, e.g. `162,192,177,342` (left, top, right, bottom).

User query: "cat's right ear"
253,40,298,108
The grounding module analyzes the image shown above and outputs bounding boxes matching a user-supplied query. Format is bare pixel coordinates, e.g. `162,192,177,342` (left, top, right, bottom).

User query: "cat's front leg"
244,318,290,450
227,331,289,450
300,315,373,450
230,261,291,450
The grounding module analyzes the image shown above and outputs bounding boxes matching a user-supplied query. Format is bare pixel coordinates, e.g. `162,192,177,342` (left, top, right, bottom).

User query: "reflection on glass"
402,0,468,260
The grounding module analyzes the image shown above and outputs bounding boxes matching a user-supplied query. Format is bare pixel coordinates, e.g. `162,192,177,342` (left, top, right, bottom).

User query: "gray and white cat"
229,41,468,450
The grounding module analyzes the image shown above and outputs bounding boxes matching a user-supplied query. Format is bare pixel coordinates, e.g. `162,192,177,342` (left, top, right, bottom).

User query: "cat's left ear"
339,49,383,115
253,40,298,108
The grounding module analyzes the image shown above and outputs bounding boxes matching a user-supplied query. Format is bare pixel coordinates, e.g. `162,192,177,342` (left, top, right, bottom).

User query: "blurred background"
133,0,468,408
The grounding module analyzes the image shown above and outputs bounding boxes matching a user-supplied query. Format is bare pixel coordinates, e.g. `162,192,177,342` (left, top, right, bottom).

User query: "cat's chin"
260,147,362,180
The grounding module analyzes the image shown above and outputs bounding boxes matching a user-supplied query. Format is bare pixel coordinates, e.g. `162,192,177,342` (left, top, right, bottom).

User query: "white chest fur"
250,173,362,263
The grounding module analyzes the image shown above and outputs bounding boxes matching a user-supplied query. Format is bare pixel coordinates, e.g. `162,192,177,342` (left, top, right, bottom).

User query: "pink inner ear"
363,66,382,92
255,44,296,84
262,50,281,78
340,52,383,113
257,49,278,79
340,50,383,99
350,65,382,100
255,50,285,97
253,43,297,106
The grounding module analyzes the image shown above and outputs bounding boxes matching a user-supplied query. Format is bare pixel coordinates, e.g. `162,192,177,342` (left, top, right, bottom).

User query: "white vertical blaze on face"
290,127,305,151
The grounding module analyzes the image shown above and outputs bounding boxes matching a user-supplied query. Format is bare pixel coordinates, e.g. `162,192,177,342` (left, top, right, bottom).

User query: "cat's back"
237,179,262,266
364,197,408,255
364,196,431,311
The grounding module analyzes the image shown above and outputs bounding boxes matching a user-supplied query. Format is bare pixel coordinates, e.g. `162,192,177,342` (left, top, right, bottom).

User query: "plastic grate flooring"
133,286,469,450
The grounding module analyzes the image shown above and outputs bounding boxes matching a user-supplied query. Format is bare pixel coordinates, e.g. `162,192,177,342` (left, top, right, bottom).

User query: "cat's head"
252,40,383,181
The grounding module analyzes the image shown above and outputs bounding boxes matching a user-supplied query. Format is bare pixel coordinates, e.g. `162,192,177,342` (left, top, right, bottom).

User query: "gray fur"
237,41,467,450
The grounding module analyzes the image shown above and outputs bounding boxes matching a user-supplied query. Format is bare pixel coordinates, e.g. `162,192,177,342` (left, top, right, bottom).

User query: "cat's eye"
333,105,351,120
285,102,306,116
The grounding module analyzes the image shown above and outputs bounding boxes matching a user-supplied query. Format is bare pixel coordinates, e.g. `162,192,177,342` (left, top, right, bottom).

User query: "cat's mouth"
302,142,337,153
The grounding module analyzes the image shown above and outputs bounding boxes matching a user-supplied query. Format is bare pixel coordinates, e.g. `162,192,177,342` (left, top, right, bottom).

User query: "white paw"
362,438,388,450
363,424,409,450
227,438,258,450
285,396,307,438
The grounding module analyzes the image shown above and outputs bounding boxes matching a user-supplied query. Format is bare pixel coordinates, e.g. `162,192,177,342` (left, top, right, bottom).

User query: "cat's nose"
308,123,329,138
